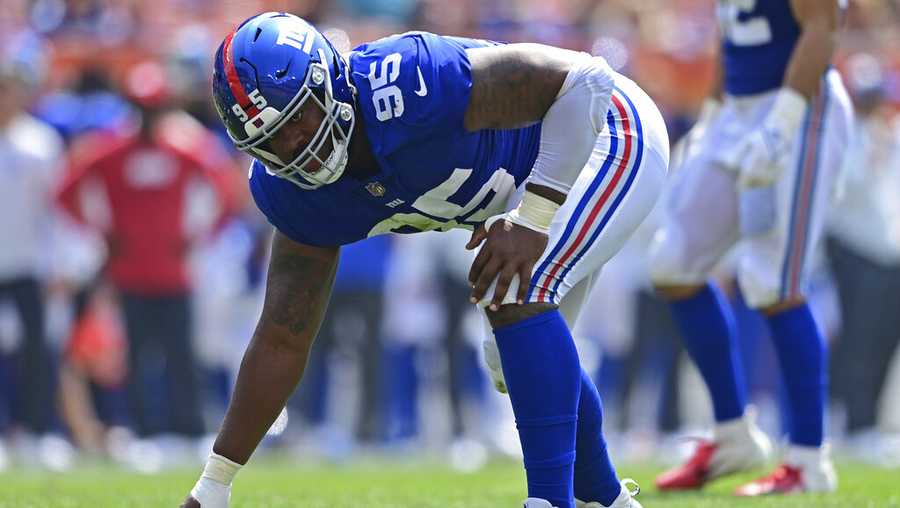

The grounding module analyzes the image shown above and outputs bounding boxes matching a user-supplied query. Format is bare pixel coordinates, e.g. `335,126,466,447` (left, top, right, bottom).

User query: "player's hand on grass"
179,495,201,508
466,218,548,311
183,470,232,508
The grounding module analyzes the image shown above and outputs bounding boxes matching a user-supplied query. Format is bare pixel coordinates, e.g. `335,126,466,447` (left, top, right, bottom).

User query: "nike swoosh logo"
414,66,428,97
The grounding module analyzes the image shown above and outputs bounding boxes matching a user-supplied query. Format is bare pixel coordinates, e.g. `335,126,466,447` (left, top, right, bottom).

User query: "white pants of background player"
481,75,670,392
649,70,852,309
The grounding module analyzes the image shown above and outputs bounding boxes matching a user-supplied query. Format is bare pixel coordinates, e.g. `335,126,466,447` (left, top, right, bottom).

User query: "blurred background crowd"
1,0,900,474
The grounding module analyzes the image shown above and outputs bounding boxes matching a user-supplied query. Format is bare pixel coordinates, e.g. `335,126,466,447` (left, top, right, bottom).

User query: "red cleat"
734,464,804,496
656,414,774,492
655,441,717,491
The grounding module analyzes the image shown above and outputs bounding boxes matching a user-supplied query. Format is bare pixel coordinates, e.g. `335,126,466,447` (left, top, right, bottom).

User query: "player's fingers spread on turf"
466,225,487,250
472,258,501,304
489,266,518,311
179,496,201,508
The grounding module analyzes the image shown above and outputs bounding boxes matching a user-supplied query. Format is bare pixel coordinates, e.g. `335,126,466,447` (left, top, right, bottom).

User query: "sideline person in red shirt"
57,61,238,440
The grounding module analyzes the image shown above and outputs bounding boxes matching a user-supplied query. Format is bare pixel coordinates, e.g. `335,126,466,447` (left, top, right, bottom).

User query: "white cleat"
734,444,837,496
709,410,773,478
789,444,838,493
576,479,642,508
735,445,837,497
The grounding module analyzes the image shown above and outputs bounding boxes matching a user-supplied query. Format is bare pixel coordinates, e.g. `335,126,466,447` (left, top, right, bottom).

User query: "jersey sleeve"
351,32,496,155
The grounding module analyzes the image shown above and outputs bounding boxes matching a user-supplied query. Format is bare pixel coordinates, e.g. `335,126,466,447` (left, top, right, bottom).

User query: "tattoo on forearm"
263,237,338,338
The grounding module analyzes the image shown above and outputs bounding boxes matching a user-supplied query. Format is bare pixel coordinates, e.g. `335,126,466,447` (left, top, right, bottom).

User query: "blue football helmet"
212,12,356,189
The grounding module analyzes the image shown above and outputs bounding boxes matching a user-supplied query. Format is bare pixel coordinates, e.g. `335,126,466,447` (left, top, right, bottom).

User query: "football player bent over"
181,12,669,508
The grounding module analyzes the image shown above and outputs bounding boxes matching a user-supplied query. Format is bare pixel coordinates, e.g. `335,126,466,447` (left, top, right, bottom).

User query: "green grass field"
0,459,898,507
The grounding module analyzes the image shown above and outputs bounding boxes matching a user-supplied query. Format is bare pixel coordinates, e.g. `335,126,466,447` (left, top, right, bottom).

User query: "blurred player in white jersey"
648,0,852,496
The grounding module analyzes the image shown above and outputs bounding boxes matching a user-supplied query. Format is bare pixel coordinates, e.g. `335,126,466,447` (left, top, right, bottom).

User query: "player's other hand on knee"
467,216,547,311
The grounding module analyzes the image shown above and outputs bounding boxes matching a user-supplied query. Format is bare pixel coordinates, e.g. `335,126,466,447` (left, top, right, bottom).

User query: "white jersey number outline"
368,53,405,121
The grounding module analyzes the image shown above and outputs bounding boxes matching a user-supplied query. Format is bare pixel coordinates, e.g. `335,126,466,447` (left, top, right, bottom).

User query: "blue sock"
766,303,826,447
668,282,746,422
382,343,418,441
574,369,620,506
494,310,580,508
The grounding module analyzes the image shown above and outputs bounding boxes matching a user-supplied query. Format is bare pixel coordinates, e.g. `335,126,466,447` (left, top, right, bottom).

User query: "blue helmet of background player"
212,12,356,189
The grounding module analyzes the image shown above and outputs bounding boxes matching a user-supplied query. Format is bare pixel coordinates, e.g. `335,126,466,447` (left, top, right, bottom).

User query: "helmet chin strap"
312,135,350,186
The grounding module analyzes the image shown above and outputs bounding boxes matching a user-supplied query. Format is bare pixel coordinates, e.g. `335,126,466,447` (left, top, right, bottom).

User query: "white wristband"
765,87,807,137
506,191,560,234
190,476,231,507
201,452,242,486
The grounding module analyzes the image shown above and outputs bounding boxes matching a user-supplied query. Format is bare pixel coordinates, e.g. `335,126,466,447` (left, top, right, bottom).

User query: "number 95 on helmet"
212,12,356,189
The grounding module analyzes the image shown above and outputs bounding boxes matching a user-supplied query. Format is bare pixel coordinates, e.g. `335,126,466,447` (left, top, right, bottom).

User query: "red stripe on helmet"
223,30,261,118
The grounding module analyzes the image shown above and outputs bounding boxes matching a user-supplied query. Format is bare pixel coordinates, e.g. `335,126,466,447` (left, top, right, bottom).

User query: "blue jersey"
249,32,542,247
719,0,801,96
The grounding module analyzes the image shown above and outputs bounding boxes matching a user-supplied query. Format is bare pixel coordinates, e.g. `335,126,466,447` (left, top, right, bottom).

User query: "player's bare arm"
463,44,572,133
463,44,613,324
181,232,339,508
464,44,573,320
464,44,587,203
214,233,338,462
786,0,841,98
